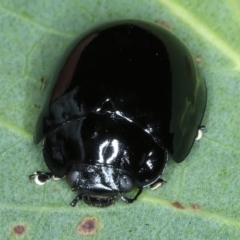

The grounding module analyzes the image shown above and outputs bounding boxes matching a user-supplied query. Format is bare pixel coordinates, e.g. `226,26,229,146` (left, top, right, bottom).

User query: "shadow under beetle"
30,20,207,207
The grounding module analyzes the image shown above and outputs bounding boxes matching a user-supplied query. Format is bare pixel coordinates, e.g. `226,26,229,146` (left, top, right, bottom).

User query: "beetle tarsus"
29,171,54,185
70,194,83,207
195,125,206,141
150,178,166,190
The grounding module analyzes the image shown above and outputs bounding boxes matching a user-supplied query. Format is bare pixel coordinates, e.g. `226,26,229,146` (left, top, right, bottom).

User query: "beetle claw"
70,194,83,207
195,125,206,140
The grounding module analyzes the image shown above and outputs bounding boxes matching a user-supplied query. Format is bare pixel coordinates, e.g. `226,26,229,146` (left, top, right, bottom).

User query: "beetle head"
66,164,135,207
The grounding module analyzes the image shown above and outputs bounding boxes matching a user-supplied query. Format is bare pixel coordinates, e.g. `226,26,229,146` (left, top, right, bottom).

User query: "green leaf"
1,0,240,239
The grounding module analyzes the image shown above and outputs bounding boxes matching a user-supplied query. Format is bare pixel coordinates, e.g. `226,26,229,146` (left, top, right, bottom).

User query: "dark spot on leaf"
155,20,171,29
34,104,41,108
13,225,26,235
185,56,192,77
191,204,200,210
77,217,98,236
172,202,184,209
40,77,47,91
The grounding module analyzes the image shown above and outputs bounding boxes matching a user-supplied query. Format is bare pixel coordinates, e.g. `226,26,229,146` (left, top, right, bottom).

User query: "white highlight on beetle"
144,125,153,134
116,111,133,122
146,160,154,170
99,139,119,164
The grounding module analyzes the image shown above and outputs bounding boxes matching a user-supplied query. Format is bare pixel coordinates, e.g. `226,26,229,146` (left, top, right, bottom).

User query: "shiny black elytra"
30,20,207,207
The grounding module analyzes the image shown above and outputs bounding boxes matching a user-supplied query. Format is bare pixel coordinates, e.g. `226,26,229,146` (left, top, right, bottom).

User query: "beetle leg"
195,125,206,140
150,178,166,190
119,188,143,203
29,171,54,185
70,193,83,207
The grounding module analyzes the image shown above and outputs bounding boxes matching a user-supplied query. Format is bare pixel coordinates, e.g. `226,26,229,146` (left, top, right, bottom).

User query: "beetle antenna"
120,188,143,203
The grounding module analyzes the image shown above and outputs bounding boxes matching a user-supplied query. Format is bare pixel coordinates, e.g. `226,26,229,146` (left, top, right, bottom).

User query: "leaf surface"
1,0,240,239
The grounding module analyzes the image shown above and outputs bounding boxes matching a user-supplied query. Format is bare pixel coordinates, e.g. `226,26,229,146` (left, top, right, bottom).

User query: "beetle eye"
119,174,133,192
66,170,80,187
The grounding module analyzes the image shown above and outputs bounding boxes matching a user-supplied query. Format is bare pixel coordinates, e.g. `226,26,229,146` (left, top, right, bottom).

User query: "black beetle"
30,20,207,207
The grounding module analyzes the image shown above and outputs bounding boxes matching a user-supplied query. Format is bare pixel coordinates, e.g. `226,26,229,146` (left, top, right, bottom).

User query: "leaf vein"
142,194,240,228
159,0,240,70
204,136,240,153
0,4,76,37
0,117,32,139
